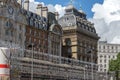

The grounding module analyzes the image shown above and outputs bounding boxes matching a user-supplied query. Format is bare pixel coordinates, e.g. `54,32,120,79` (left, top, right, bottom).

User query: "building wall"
98,41,120,72
0,0,26,48
59,5,99,63
48,12,63,63
25,26,48,53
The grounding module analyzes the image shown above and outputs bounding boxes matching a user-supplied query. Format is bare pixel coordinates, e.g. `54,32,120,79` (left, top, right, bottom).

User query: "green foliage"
109,52,120,71
109,52,120,79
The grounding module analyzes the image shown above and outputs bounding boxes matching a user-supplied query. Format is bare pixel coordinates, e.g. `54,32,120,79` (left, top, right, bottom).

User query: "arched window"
65,38,71,46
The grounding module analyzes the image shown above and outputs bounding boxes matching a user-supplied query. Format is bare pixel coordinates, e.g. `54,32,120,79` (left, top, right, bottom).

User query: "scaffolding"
0,40,103,80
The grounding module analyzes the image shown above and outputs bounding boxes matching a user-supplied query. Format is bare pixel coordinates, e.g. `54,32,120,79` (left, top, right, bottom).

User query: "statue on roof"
69,0,74,5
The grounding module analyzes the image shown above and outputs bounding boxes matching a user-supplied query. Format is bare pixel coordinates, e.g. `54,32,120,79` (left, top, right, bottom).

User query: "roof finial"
80,4,82,10
69,0,74,5
78,3,84,13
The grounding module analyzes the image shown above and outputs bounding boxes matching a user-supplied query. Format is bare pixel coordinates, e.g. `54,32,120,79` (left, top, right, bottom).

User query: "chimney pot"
24,0,29,10
36,3,42,16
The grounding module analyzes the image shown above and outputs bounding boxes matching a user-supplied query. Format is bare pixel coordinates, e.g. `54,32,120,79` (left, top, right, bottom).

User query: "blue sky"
36,0,103,18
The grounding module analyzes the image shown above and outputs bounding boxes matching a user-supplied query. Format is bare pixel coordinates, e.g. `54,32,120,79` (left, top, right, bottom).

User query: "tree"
109,52,120,80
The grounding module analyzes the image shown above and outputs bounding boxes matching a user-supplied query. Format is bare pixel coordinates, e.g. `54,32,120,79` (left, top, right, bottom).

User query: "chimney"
36,4,42,16
17,0,22,5
24,0,29,10
42,6,48,18
54,12,59,20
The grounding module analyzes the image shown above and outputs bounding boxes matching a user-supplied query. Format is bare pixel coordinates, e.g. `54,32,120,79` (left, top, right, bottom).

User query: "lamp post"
84,67,85,80
87,49,93,80
91,53,93,80
84,65,87,80
9,41,12,80
27,43,34,80
106,71,108,80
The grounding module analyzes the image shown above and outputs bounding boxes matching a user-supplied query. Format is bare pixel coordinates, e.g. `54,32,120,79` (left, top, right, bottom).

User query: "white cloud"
92,0,120,24
29,0,34,2
47,4,66,17
54,4,66,17
47,4,56,12
91,0,120,44
29,0,45,12
46,4,65,17
111,36,120,44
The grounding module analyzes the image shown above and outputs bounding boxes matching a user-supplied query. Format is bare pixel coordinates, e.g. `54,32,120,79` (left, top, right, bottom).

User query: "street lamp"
84,65,88,80
84,67,85,80
27,43,35,80
87,49,93,80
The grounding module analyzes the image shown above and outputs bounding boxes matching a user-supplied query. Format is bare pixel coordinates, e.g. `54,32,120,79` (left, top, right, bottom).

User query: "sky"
26,0,120,44
35,0,103,18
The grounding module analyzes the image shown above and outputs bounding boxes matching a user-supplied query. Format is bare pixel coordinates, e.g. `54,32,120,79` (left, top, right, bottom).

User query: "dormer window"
30,18,33,26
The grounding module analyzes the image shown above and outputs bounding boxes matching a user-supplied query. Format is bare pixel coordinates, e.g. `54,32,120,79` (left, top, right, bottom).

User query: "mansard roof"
58,5,99,39
19,8,48,31
65,4,86,19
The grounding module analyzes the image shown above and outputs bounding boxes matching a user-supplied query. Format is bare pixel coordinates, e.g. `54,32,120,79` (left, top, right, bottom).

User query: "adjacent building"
98,41,120,72
58,5,99,63
0,0,26,48
0,0,26,79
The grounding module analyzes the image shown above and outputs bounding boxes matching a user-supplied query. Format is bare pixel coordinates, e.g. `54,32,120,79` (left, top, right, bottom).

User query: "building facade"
58,5,99,63
0,0,102,80
0,0,26,80
98,41,120,72
0,0,26,48
25,8,48,54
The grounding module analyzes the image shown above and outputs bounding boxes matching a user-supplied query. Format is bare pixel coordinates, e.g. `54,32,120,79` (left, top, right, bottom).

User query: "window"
19,34,22,41
100,64,103,67
100,55,103,58
19,25,22,30
113,56,115,58
104,64,106,68
104,59,106,63
30,18,33,26
6,21,13,28
107,46,109,49
65,38,71,46
104,69,106,72
103,46,105,49
111,46,113,49
99,46,101,49
104,55,106,58
68,48,71,53
5,29,9,35
34,31,36,36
